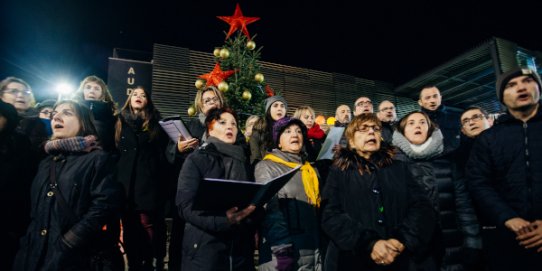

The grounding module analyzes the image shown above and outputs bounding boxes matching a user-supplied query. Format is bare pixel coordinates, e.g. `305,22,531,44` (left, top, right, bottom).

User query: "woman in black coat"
392,111,482,271
115,86,169,270
13,100,124,271
176,108,259,271
321,113,435,271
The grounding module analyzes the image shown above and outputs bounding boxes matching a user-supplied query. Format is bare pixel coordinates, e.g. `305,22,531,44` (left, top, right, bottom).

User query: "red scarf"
307,124,325,140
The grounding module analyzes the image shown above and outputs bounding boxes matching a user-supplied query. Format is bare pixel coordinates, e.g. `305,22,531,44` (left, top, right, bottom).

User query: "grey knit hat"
496,67,542,104
265,95,288,114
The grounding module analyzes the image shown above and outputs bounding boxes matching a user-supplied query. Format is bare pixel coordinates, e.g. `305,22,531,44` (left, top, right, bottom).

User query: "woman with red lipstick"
73,75,118,152
255,117,322,271
115,86,170,270
392,111,481,271
177,107,259,271
13,100,124,271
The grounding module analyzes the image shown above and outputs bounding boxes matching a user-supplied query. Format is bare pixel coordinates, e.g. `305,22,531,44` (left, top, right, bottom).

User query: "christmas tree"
191,3,274,124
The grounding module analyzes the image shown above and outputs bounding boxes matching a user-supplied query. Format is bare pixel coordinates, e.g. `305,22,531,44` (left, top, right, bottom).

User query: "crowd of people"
1,67,541,271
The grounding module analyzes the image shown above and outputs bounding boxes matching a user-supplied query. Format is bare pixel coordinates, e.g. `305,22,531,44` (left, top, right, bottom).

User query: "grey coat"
255,149,322,271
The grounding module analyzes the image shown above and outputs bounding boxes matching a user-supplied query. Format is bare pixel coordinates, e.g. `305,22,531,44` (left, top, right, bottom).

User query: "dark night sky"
2,0,542,101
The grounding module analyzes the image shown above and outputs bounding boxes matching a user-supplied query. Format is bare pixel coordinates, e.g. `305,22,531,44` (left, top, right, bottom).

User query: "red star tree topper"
217,3,260,40
198,62,236,87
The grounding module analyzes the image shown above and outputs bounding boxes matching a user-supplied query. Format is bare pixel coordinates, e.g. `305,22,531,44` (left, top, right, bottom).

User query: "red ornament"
198,63,236,87
265,85,275,97
217,3,260,40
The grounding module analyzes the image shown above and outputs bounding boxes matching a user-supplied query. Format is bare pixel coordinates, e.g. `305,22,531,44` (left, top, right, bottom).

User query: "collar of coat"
497,101,542,124
332,143,395,175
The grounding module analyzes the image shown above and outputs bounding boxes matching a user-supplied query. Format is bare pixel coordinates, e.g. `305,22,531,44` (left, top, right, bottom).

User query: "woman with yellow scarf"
255,117,322,271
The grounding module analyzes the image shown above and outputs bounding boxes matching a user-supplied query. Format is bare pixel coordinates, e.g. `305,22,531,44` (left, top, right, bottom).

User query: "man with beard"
377,100,397,143
467,68,542,271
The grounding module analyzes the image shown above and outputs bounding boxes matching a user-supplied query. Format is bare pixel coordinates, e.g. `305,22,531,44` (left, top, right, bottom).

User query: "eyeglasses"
461,114,485,126
40,110,53,117
203,97,219,105
356,125,382,133
356,101,372,107
2,88,32,96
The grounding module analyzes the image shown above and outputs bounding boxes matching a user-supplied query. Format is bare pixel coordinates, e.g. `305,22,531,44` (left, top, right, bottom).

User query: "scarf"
205,136,247,180
392,129,444,160
263,153,320,207
307,124,325,140
44,135,101,154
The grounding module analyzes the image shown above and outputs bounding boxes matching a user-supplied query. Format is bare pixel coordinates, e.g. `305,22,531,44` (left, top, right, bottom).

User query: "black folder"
192,165,301,212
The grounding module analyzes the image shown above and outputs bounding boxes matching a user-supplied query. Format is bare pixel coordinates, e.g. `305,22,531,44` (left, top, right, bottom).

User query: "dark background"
2,0,542,101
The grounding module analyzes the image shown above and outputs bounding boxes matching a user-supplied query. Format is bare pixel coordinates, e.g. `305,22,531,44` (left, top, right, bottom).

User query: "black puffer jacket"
321,147,435,271
13,150,124,271
467,105,542,227
176,141,257,271
393,129,481,270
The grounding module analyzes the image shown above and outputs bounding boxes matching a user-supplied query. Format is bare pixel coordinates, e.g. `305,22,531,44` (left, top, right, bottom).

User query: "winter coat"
13,150,124,271
421,106,461,152
321,147,435,271
255,149,322,271
176,142,257,271
392,129,481,270
466,105,542,228
116,115,169,211
380,121,395,144
0,129,36,270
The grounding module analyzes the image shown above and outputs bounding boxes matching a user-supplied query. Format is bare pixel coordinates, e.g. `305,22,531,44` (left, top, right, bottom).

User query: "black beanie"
496,67,542,104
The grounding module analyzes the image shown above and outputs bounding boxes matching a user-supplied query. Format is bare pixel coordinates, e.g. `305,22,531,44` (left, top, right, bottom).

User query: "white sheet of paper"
159,118,193,141
316,127,345,160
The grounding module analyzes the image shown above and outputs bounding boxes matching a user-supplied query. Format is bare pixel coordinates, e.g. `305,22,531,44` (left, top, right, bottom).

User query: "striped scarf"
44,135,101,154
263,153,320,207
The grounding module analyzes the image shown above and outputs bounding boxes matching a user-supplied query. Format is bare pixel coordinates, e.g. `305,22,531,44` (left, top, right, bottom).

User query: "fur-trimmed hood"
332,143,395,175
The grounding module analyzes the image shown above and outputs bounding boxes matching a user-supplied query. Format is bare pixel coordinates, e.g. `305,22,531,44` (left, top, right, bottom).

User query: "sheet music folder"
192,165,301,212
159,116,193,141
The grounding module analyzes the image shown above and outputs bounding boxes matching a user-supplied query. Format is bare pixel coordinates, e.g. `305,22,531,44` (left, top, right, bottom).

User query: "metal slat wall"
151,43,422,120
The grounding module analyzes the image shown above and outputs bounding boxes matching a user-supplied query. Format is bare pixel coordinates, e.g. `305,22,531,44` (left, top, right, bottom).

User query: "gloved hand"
274,246,295,271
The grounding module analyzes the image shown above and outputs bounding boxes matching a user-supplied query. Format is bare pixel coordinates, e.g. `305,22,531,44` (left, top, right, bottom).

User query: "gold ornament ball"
246,40,256,50
187,105,196,117
218,81,229,92
195,79,204,90
213,48,221,57
219,48,230,59
254,73,264,83
242,90,252,100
